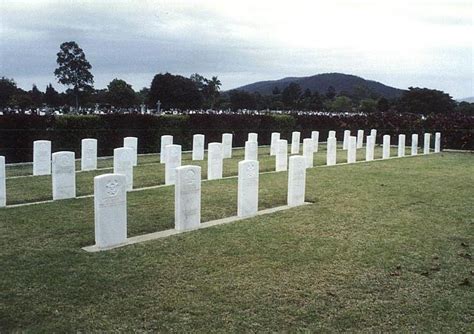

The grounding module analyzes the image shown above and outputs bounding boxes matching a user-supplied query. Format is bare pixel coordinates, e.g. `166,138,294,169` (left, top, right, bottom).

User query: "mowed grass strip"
5,144,409,205
2,153,471,332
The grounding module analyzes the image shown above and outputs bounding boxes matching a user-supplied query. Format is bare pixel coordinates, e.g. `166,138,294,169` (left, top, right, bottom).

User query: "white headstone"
238,160,259,218
192,134,205,160
275,139,288,171
424,133,431,154
302,138,314,168
94,173,127,249
326,137,337,166
366,135,375,161
0,156,5,207
347,136,357,163
123,137,138,166
411,134,418,155
81,138,97,171
328,130,336,139
343,130,351,150
33,140,51,175
287,156,306,207
248,133,258,143
175,165,201,231
270,132,280,156
382,135,391,159
160,135,173,163
113,147,133,191
370,129,377,144
165,144,182,185
222,133,233,158
398,134,406,157
434,132,441,153
244,141,258,161
356,130,364,148
52,151,76,200
311,131,319,152
291,131,301,154
208,142,223,180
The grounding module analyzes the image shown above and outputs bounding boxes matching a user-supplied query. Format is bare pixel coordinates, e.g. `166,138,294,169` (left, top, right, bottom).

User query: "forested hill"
232,73,405,99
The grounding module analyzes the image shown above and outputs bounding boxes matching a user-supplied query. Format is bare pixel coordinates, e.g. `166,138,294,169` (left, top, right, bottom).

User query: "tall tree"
397,87,456,114
0,77,18,108
29,84,43,109
148,73,202,110
281,82,302,109
44,84,60,107
204,76,221,109
54,41,94,112
107,78,138,108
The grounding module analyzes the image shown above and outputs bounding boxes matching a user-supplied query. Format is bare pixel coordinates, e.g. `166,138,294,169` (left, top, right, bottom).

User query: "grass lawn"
1,151,473,331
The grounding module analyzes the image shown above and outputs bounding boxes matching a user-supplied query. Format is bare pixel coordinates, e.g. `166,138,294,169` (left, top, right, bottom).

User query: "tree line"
1,41,472,114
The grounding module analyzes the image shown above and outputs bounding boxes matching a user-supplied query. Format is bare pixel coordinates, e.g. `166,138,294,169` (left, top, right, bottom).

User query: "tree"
272,86,281,95
329,96,352,112
203,76,221,109
229,90,257,110
0,77,18,108
281,82,301,109
107,78,138,108
359,98,377,113
44,84,60,107
397,87,456,114
29,84,43,109
326,85,336,100
148,73,202,110
54,41,94,111
376,97,390,112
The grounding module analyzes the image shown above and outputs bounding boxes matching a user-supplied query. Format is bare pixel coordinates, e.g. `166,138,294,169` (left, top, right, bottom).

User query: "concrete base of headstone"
83,202,311,252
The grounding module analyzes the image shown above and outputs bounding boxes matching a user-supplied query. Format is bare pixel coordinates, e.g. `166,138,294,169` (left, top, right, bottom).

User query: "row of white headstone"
93,155,307,249
0,131,441,207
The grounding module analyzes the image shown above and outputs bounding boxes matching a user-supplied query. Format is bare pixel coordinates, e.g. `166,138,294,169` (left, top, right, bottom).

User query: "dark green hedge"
0,113,472,163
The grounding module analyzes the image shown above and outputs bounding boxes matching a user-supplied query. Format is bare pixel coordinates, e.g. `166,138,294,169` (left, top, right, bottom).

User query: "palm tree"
205,76,221,109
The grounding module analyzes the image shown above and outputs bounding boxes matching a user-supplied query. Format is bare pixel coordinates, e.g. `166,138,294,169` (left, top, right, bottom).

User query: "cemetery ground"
1,149,473,331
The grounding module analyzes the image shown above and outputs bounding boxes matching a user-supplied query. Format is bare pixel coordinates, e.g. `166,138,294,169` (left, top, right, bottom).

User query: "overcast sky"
1,0,473,98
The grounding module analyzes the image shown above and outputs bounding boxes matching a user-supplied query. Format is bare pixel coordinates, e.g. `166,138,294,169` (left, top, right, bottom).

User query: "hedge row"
0,113,472,163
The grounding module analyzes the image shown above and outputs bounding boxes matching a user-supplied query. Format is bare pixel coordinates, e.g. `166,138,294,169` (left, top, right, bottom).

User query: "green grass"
1,151,473,332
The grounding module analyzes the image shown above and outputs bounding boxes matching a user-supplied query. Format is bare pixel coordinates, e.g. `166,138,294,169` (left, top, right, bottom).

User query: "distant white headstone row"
92,155,307,250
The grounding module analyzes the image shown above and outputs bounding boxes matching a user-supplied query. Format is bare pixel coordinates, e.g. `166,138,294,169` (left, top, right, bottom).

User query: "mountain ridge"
231,72,405,99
